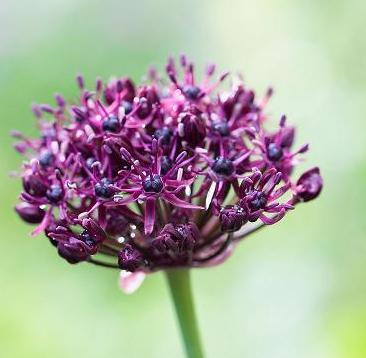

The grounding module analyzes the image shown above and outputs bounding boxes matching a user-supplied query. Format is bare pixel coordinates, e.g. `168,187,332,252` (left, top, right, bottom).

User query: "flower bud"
82,218,106,243
295,167,323,202
57,237,95,264
104,78,136,105
22,175,48,197
105,211,130,238
118,244,145,272
151,223,199,258
180,112,206,147
219,206,247,232
120,78,136,102
15,203,45,224
280,126,295,148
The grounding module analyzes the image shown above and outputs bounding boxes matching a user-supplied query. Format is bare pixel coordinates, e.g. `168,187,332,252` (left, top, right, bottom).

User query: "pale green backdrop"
1,0,365,357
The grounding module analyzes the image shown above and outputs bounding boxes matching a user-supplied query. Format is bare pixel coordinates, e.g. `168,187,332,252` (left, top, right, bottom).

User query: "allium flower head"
13,56,322,282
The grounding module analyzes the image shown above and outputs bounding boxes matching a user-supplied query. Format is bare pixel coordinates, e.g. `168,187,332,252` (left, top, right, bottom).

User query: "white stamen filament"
87,98,95,109
60,141,68,162
84,125,94,137
185,186,191,196
177,167,183,181
75,129,83,139
113,194,124,202
51,141,59,155
118,106,126,118
205,181,217,210
195,147,208,154
178,123,185,137
67,182,77,189
78,212,89,220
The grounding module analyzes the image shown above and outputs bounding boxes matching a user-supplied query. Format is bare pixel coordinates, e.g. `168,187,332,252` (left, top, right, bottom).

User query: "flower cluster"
13,56,322,276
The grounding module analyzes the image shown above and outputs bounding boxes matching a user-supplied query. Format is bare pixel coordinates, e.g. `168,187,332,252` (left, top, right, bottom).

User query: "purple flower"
46,218,106,264
148,223,199,268
12,56,322,278
237,168,293,224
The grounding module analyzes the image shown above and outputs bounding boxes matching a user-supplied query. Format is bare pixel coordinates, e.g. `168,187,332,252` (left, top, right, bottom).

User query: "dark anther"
137,98,152,119
267,143,283,161
211,121,230,136
153,127,172,145
160,156,173,175
182,85,201,100
46,185,63,204
94,178,114,198
102,115,120,132
121,101,133,115
249,191,267,211
80,230,96,248
39,151,54,168
212,157,235,177
142,174,164,193
86,157,96,169
41,128,56,141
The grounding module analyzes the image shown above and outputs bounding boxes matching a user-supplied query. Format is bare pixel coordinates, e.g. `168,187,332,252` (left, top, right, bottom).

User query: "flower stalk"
166,269,204,358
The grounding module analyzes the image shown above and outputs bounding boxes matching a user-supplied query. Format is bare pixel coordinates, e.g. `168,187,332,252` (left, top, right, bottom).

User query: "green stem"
166,269,205,358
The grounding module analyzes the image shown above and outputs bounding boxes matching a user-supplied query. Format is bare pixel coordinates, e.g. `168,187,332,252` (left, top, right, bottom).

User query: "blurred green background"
1,0,365,357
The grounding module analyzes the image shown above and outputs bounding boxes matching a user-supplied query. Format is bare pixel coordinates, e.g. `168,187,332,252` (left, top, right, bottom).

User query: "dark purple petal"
295,167,323,202
164,193,204,210
15,203,45,224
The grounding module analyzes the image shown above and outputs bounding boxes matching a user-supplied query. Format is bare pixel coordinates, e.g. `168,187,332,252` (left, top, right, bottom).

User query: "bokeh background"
1,0,365,357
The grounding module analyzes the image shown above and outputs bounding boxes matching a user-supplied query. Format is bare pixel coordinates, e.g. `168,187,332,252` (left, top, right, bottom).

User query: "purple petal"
31,208,52,236
144,197,156,235
119,270,146,294
164,193,204,210
260,209,286,225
